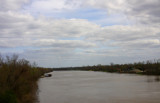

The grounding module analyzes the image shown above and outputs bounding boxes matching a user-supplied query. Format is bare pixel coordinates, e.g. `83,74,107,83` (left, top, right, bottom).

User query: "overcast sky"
0,0,160,67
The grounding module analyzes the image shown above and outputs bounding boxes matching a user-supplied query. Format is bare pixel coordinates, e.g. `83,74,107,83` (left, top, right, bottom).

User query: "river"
38,71,160,103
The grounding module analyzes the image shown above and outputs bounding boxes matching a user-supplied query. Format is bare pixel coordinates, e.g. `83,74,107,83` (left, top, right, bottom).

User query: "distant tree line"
53,59,160,75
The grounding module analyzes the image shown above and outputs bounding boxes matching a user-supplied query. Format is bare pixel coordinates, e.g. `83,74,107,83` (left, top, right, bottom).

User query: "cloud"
0,0,160,67
0,0,29,11
84,0,160,25
24,0,83,13
1,11,159,48
0,11,98,49
86,25,160,42
22,0,160,26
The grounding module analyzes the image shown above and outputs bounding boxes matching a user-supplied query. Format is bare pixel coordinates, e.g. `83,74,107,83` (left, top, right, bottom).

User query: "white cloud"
0,0,160,67
25,0,83,13
22,0,160,26
85,0,127,13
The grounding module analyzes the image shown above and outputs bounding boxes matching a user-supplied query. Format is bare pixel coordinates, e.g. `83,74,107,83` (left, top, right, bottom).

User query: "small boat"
44,73,52,77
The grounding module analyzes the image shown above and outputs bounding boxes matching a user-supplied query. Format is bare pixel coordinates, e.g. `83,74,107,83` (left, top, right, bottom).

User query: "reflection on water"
155,76,160,82
146,76,160,82
38,71,160,103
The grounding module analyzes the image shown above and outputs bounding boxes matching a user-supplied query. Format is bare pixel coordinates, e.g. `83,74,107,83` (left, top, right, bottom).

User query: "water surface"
38,71,160,103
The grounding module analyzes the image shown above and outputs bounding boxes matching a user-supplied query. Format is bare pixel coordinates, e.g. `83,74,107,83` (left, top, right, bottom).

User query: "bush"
0,54,53,103
0,90,17,103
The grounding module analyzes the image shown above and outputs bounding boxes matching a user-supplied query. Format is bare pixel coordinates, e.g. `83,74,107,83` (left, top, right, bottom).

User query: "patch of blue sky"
51,8,107,20
98,45,119,50
51,8,131,26
74,48,84,53
59,36,85,40
0,47,24,54
0,46,40,54
95,40,120,50
22,5,131,26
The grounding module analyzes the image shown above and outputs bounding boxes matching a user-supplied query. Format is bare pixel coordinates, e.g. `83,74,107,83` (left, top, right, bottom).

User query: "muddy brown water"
38,71,160,103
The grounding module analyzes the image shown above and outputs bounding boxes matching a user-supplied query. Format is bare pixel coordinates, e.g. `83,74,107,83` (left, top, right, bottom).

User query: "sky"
0,0,160,67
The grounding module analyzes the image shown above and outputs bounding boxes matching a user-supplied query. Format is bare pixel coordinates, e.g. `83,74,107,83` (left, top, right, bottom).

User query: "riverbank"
53,59,160,75
0,55,53,103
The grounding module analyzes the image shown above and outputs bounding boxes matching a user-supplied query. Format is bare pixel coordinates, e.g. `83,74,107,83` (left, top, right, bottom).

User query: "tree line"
53,59,160,75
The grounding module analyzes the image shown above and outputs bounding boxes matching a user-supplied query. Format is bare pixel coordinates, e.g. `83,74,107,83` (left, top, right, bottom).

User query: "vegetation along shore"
0,54,160,103
53,59,160,75
0,54,53,103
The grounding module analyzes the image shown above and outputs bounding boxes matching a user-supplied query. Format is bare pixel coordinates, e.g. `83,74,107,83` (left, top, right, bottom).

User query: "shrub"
0,54,53,103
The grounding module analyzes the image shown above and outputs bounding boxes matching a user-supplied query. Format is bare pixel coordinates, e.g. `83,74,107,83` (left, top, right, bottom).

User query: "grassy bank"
0,55,53,103
53,59,160,75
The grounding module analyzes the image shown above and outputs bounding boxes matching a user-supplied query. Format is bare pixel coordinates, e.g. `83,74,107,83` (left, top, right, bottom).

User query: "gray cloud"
0,0,160,67
0,0,30,11
125,0,160,26
21,0,160,26
84,0,160,25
